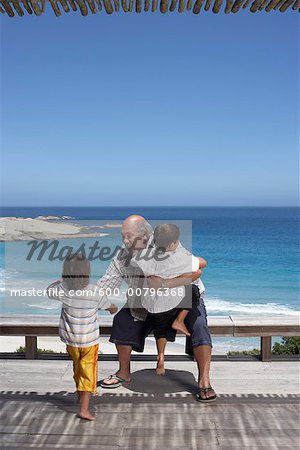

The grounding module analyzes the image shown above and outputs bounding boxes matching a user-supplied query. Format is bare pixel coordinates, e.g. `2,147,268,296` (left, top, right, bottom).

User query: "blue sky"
0,10,299,206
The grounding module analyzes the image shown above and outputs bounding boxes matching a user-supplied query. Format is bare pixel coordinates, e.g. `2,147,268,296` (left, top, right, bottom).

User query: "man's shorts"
185,287,213,350
109,307,150,352
109,285,212,352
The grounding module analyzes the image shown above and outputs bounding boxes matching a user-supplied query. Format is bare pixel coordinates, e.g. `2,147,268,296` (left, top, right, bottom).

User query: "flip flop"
99,374,130,389
196,386,217,403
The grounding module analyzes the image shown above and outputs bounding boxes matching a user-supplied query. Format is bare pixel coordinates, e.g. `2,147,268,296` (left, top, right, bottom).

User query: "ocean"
1,206,299,352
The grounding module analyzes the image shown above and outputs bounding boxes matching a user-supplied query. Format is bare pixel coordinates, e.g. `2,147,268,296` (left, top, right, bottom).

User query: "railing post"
261,336,272,362
185,336,194,357
25,336,38,359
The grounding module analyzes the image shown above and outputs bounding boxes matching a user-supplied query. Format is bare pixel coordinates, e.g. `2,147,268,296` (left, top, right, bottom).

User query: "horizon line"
1,205,299,209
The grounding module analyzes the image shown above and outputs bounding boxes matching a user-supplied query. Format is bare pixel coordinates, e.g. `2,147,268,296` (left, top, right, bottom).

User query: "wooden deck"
0,359,299,449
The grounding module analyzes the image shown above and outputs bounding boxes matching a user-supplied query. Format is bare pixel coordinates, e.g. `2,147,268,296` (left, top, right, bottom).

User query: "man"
98,215,217,402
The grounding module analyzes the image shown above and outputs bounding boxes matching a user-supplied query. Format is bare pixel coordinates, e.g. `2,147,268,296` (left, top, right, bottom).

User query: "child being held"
131,223,206,375
47,253,117,420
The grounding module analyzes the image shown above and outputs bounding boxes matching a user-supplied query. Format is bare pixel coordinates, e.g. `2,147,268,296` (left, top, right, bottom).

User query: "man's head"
121,215,152,251
153,223,180,252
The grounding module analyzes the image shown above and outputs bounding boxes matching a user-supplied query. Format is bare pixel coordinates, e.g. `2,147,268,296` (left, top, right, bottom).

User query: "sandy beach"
0,336,224,355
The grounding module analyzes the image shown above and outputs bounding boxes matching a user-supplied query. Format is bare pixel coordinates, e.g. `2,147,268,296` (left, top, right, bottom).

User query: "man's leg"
101,307,148,387
193,345,215,397
185,288,217,401
102,344,132,385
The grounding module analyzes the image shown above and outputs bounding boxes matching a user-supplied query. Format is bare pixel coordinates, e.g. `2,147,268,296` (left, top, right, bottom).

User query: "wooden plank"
212,0,223,11
242,0,252,7
249,0,265,10
160,0,168,10
193,0,205,13
178,0,185,11
292,0,300,8
0,0,15,15
233,326,299,337
258,0,268,8
279,0,294,10
230,315,300,337
10,0,25,15
225,0,233,12
213,428,298,446
231,0,244,12
20,0,34,13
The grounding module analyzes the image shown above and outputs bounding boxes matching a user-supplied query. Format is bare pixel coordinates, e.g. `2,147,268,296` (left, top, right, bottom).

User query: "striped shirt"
47,281,111,348
96,246,148,321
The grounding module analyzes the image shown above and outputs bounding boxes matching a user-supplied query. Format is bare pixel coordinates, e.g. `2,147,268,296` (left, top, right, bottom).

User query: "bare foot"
78,411,96,421
156,367,166,376
172,319,191,337
156,356,165,376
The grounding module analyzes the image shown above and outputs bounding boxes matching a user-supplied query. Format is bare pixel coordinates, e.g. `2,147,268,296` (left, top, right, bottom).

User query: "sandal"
196,386,217,403
99,373,131,389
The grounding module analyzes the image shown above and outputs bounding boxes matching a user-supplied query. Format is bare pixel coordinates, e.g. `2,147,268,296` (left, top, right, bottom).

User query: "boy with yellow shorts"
47,253,117,420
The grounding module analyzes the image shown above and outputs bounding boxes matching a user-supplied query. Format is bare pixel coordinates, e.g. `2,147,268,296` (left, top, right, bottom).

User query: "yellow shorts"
66,344,99,393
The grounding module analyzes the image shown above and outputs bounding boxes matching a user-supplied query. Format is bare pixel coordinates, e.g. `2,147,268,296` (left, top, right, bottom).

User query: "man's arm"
147,254,206,289
147,269,202,290
96,258,124,290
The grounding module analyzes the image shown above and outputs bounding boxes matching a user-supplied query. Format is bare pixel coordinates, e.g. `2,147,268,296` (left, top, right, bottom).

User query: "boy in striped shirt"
47,253,117,420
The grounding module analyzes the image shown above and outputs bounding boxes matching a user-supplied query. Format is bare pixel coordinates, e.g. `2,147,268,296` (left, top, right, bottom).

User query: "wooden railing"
0,314,299,362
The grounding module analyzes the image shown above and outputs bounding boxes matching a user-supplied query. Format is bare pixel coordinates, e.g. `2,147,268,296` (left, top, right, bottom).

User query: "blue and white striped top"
47,280,111,348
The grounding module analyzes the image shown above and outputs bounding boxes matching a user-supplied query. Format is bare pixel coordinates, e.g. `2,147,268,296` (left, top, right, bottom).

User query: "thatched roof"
0,0,298,16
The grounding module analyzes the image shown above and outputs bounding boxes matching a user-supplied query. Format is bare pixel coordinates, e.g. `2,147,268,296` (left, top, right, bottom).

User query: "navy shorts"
185,286,213,350
109,307,151,352
109,285,212,352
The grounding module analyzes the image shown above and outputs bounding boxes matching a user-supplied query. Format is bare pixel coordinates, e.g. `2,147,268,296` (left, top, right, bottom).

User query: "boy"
131,223,207,375
47,253,117,420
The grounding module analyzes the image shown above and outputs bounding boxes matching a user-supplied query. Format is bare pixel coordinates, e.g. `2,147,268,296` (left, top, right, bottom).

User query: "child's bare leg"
156,338,167,376
78,392,95,421
76,391,83,404
172,310,191,336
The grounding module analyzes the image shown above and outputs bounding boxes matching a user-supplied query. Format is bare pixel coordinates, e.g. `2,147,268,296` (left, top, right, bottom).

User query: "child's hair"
153,223,180,250
62,253,90,291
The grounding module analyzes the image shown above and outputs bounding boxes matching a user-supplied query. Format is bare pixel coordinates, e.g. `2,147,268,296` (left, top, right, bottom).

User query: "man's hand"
106,304,118,314
198,257,207,269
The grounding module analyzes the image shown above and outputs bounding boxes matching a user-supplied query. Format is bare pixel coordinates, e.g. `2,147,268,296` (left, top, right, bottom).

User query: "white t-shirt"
131,243,205,313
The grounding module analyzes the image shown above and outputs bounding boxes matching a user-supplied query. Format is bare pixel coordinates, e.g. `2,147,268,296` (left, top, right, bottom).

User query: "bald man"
97,215,217,402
